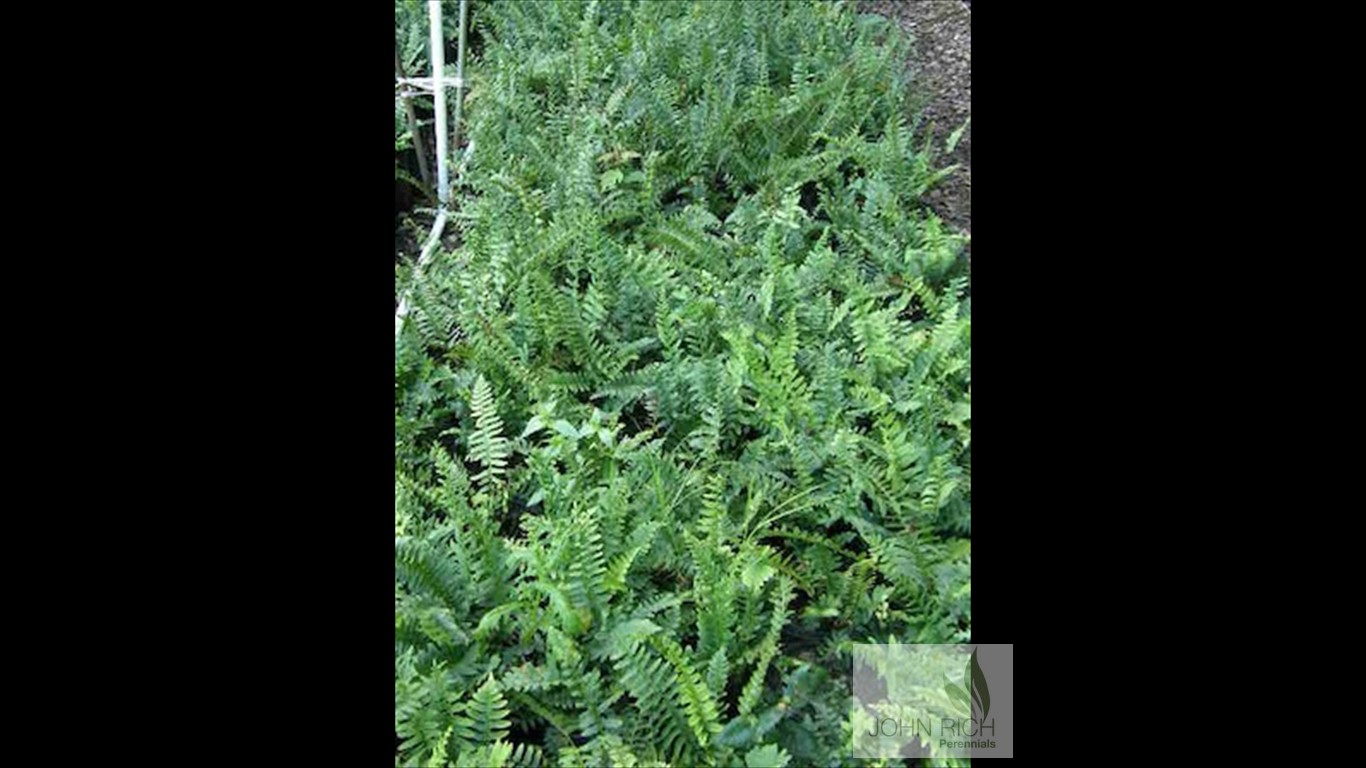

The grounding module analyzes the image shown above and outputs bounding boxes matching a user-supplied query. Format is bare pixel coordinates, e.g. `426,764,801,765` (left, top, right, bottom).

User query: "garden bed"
395,3,971,766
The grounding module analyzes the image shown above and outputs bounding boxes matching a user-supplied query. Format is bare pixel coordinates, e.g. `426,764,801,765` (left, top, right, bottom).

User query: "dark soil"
395,209,427,264
860,0,971,260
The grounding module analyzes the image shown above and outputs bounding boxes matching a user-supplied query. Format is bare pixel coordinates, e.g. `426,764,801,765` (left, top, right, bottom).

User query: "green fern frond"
648,634,723,756
467,374,511,489
453,674,512,750
738,576,793,716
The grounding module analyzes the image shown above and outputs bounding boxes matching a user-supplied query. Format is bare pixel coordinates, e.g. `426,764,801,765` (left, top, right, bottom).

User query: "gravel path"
860,0,971,256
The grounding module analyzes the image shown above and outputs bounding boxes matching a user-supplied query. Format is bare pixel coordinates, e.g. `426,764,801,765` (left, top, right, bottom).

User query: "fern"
397,2,970,764
738,576,794,717
648,635,723,758
453,674,512,750
467,374,510,490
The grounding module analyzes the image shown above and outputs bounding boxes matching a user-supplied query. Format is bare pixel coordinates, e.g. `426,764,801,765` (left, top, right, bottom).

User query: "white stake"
398,1,470,343
429,0,448,207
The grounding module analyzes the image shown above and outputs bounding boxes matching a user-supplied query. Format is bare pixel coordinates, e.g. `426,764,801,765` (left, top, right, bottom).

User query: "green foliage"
467,374,511,491
396,2,970,765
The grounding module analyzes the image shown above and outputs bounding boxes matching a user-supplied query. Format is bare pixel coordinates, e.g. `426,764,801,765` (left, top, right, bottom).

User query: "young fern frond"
467,374,510,490
453,674,512,750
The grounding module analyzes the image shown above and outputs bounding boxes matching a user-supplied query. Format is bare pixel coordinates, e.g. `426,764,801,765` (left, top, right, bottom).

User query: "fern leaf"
649,635,723,754
453,674,512,750
468,374,511,489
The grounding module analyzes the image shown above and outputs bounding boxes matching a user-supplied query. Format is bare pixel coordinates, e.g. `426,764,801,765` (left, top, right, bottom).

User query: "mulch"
859,0,971,261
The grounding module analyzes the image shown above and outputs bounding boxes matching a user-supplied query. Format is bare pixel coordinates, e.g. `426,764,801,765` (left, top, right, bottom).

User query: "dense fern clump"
396,2,970,766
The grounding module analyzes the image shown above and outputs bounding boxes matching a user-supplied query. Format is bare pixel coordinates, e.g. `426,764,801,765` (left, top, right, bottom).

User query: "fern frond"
396,534,468,617
738,575,793,716
648,634,723,755
453,674,512,750
468,374,511,489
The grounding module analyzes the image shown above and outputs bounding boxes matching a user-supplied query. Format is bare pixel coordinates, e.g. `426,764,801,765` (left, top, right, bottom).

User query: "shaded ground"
860,0,971,259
